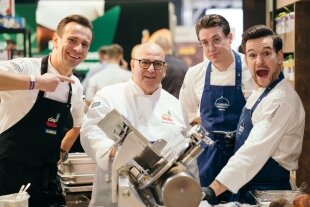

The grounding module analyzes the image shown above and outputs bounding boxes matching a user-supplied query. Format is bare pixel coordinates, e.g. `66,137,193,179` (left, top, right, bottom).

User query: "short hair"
241,24,282,53
98,46,109,55
107,44,123,58
195,14,231,40
56,14,93,37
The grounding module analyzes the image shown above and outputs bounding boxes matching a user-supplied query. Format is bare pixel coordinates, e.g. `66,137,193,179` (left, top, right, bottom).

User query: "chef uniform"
214,73,305,204
81,80,193,207
0,56,84,207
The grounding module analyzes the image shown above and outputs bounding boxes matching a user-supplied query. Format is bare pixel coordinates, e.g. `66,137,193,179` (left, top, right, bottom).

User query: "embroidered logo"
161,110,175,124
238,119,245,134
45,113,60,134
215,96,230,111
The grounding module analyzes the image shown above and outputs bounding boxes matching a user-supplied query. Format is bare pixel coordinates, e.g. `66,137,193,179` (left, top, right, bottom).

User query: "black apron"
231,72,290,204
0,56,73,207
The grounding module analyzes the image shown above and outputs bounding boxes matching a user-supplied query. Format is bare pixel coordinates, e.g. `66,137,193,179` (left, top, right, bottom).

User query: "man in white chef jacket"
202,25,305,204
81,43,193,206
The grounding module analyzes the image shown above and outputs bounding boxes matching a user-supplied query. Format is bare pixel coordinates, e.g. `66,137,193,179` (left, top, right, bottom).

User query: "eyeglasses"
199,36,224,48
133,59,165,70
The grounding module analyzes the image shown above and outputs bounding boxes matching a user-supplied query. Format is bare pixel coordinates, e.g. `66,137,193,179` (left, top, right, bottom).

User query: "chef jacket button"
105,174,111,183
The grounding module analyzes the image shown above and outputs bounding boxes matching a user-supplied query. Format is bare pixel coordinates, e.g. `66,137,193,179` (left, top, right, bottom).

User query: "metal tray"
61,182,93,193
58,172,94,186
251,190,301,207
58,153,96,175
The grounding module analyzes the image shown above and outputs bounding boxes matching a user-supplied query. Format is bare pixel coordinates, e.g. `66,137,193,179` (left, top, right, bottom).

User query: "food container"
58,153,96,175
252,190,302,207
0,193,30,207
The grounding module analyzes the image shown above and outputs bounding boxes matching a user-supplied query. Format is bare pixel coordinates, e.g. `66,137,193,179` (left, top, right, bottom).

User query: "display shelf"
276,0,301,9
267,0,310,194
279,31,294,53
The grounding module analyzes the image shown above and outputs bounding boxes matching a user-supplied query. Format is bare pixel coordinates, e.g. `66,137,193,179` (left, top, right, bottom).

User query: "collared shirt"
0,57,84,134
216,80,305,193
179,53,255,123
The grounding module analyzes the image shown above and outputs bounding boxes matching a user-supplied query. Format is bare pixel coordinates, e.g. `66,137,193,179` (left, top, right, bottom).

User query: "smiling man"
203,25,305,205
80,43,193,207
179,14,255,204
0,15,92,207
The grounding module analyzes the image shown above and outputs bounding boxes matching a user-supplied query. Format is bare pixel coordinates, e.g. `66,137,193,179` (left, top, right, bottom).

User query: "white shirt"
216,80,305,193
179,53,255,123
0,57,85,134
85,63,131,102
81,80,190,206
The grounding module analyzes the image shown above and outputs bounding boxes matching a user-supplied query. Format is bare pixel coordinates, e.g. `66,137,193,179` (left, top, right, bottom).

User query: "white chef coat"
179,53,255,123
85,63,131,102
216,80,305,193
0,57,85,134
81,79,192,206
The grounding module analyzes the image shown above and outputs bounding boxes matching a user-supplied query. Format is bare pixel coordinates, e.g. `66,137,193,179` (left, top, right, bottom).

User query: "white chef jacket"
179,53,255,123
85,63,131,102
0,57,85,134
81,79,192,206
216,79,305,193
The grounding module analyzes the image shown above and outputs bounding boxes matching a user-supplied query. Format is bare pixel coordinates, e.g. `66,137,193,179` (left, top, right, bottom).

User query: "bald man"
81,43,192,206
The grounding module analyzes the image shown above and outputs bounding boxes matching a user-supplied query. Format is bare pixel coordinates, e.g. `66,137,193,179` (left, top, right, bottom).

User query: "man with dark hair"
203,24,305,204
0,14,93,206
179,14,254,204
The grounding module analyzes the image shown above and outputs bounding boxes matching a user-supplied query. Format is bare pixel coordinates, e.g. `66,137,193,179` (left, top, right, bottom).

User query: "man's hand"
202,186,216,201
35,73,75,92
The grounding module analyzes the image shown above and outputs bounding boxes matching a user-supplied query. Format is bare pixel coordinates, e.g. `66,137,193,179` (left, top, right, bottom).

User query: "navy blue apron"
198,51,246,204
231,72,290,204
0,56,73,207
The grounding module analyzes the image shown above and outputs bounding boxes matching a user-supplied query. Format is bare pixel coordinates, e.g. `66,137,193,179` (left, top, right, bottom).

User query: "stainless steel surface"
61,183,93,193
97,110,213,207
161,170,202,207
58,172,94,186
252,190,302,206
58,153,96,175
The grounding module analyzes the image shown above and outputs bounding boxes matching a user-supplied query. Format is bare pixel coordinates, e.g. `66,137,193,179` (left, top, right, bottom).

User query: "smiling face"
245,36,283,88
198,26,233,69
51,22,92,76
131,43,167,95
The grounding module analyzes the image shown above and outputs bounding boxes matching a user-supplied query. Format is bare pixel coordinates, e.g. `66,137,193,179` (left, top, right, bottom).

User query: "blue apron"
198,51,246,204
231,72,290,204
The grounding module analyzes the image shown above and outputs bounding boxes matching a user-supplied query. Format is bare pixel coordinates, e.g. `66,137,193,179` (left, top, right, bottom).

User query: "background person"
179,14,254,204
155,36,187,98
0,14,92,207
204,24,305,205
85,44,131,105
82,45,109,94
81,43,191,206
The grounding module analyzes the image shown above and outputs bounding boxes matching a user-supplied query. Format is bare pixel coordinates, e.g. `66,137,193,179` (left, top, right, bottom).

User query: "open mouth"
256,69,269,78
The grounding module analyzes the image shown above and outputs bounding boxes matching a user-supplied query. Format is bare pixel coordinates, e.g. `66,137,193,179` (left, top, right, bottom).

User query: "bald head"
130,43,167,95
134,43,165,59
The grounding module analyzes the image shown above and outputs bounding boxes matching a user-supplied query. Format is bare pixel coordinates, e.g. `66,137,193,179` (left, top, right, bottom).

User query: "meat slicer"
98,110,214,207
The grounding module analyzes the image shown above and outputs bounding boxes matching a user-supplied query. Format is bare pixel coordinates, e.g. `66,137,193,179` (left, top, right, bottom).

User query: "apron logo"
238,119,245,134
45,113,60,134
215,96,230,111
161,111,175,124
